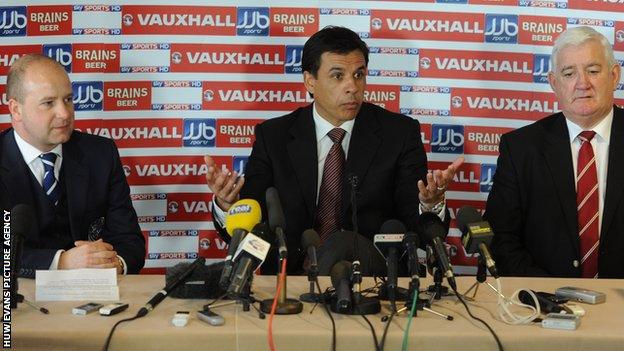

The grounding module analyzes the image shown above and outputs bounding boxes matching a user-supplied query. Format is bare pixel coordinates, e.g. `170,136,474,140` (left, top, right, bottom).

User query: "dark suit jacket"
0,129,145,275
216,102,431,273
486,106,624,278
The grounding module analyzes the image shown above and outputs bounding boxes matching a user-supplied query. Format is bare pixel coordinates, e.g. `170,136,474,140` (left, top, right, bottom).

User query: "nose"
575,71,591,89
344,76,359,95
56,99,74,120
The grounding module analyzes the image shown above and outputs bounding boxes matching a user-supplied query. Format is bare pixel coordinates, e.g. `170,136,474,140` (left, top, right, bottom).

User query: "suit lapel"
540,114,580,252
601,106,624,240
62,136,89,241
286,106,318,219
342,104,381,217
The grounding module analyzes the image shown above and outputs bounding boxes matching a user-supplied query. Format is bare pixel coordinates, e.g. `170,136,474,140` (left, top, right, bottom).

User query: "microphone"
9,204,37,310
300,229,321,303
456,206,499,279
402,231,420,287
219,199,262,289
330,261,352,313
346,174,362,295
266,187,287,259
139,257,206,316
418,212,456,290
373,219,406,310
227,232,271,298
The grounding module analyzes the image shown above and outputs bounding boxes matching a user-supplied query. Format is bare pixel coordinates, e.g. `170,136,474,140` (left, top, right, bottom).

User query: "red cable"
268,258,287,351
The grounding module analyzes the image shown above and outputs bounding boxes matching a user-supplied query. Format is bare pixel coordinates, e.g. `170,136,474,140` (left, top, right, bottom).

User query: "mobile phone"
99,303,129,316
72,302,103,315
541,313,580,330
172,311,190,327
197,309,225,326
555,286,606,304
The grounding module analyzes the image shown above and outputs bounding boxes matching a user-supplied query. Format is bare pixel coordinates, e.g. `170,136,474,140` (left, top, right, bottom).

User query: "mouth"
342,102,360,109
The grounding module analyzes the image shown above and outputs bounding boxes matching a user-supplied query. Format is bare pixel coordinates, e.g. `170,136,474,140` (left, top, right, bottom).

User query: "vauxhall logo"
237,7,269,36
0,7,27,36
72,81,104,111
182,118,217,147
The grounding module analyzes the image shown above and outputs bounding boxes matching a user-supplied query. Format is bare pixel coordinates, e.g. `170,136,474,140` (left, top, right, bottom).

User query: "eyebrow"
328,65,367,73
560,62,602,71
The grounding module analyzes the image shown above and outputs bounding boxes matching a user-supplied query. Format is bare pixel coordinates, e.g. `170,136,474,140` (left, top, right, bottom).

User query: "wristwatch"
420,196,445,215
116,255,126,274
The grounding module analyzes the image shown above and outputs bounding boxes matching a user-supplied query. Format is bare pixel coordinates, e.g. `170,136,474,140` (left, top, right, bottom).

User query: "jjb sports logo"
43,44,72,72
485,14,518,44
480,164,496,192
431,124,464,154
0,7,27,36
182,118,217,147
233,156,248,175
72,81,103,111
237,7,269,36
285,45,303,74
533,54,551,83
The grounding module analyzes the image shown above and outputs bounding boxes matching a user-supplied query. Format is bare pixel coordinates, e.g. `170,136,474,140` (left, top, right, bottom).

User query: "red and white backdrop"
1,0,623,274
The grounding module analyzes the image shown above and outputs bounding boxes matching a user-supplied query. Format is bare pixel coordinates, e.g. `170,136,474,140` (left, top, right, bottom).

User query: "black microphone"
219,229,247,289
139,257,206,316
330,261,352,313
266,187,287,259
418,212,456,290
10,204,34,308
302,229,320,278
373,219,406,310
402,231,420,287
456,206,499,279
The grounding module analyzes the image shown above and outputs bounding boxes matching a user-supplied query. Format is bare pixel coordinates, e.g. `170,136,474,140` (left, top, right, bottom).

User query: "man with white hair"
486,26,624,278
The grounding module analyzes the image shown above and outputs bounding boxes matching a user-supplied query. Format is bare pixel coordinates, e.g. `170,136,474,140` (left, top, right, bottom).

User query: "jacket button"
572,260,580,268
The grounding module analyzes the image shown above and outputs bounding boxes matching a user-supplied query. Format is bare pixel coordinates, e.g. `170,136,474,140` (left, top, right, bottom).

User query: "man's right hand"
204,155,245,211
58,239,117,270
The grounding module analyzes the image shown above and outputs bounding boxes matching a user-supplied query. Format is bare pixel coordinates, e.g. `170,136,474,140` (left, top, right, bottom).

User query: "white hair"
550,26,616,72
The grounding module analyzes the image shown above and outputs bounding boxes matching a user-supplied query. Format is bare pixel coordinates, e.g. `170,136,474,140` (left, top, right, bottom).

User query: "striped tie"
576,131,599,278
39,152,59,206
315,128,346,241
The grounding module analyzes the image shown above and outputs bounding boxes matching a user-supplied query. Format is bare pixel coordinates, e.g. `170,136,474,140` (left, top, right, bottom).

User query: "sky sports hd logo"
431,124,464,154
285,45,303,74
0,7,27,36
237,7,269,36
43,43,72,72
183,118,216,147
485,14,518,44
480,164,496,192
72,81,103,111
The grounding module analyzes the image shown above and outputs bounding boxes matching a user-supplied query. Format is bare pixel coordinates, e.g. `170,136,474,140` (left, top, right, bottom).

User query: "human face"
303,50,366,126
9,61,74,152
548,39,620,129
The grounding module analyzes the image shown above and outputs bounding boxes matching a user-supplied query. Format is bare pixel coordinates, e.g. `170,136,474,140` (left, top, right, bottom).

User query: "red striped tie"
576,131,599,278
316,128,346,241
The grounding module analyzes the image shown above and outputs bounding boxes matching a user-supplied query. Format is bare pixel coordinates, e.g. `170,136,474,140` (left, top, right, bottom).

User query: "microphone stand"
462,255,487,301
299,263,321,303
10,232,48,314
425,246,451,300
383,279,453,321
260,255,303,314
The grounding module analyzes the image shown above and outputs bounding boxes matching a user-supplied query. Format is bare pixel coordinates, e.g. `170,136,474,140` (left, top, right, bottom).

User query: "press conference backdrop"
1,0,623,273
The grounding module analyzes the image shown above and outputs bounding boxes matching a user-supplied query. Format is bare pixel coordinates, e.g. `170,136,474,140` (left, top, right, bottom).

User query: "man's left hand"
418,157,464,206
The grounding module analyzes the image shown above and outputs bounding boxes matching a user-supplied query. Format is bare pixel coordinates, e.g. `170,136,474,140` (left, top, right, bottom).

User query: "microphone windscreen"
301,229,321,250
317,231,386,277
225,199,261,236
265,187,286,232
379,219,406,234
10,204,34,237
330,260,351,288
417,212,447,245
167,261,228,299
456,206,482,234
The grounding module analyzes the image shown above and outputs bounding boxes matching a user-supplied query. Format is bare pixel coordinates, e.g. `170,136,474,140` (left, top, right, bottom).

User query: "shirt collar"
312,103,355,142
13,130,63,165
565,108,613,144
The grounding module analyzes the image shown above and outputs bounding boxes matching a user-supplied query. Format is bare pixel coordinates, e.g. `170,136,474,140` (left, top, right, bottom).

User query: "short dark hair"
302,26,369,77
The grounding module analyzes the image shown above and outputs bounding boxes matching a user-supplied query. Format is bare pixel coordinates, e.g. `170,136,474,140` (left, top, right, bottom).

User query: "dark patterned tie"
39,152,59,206
576,131,599,278
315,128,346,241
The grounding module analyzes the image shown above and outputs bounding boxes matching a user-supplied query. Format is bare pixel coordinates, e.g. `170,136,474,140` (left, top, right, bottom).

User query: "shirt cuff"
49,250,64,270
419,201,446,221
117,255,128,275
212,196,227,227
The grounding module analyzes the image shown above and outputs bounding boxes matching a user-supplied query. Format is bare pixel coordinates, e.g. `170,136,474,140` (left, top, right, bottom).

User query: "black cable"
361,315,381,351
379,310,395,351
316,281,336,351
454,290,504,351
102,310,146,351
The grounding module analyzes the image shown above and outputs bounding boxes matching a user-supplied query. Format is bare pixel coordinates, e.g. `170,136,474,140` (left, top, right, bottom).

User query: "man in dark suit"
487,26,624,278
205,27,462,273
1,54,145,277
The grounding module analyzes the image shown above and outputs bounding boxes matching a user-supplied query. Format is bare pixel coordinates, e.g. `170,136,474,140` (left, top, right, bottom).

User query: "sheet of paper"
35,268,120,301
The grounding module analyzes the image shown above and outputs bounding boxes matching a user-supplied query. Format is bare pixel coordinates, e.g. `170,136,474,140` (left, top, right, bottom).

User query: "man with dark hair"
0,54,145,276
205,26,462,273
487,26,624,278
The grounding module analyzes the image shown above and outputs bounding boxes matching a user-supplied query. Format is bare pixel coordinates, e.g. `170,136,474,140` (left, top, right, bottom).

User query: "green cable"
401,289,419,351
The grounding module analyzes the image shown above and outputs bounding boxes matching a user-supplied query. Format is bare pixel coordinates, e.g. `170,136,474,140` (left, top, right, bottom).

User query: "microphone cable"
401,288,419,351
361,315,381,351
494,279,540,325
267,258,287,351
453,287,504,351
315,282,336,351
102,310,148,351
379,309,395,351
